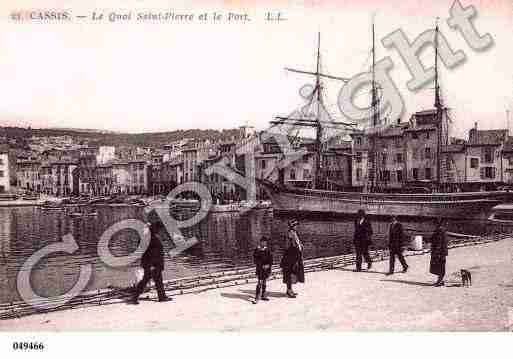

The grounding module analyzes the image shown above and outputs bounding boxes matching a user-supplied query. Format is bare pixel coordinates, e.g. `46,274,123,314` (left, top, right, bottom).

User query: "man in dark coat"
386,216,408,275
353,209,373,272
429,217,448,286
253,236,273,304
280,219,304,298
129,210,171,304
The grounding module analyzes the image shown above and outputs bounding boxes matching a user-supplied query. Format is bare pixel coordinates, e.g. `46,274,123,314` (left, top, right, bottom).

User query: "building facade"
0,148,10,193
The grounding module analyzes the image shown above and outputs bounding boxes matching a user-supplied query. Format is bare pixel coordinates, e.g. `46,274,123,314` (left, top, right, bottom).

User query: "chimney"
470,122,478,144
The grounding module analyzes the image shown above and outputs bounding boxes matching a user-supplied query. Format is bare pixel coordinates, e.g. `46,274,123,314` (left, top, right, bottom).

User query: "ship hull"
264,185,513,220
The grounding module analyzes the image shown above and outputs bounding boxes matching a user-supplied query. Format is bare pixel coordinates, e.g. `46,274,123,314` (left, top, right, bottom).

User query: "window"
396,170,403,182
382,170,390,182
412,132,418,139
445,157,452,171
425,167,432,180
0,171,3,178
396,153,403,163
304,169,311,179
0,159,3,165
356,137,362,146
381,153,387,165
412,149,418,160
470,158,479,169
356,168,362,181
356,152,362,163
484,167,495,179
412,168,419,180
289,169,296,180
484,148,493,163
426,132,430,140
261,159,266,169
424,147,431,159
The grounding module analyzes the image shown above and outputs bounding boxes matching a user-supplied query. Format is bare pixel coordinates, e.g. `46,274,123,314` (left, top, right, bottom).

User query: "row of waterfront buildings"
3,109,513,198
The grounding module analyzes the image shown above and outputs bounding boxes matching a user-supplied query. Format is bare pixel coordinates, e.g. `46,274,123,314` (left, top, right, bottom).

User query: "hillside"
0,126,243,148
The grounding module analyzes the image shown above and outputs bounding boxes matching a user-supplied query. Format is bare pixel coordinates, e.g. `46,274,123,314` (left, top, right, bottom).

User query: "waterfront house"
441,143,466,189
351,130,371,190
404,109,445,185
16,159,41,192
96,146,116,165
110,160,150,195
465,123,507,190
321,141,353,190
49,159,78,197
372,123,409,189
0,146,10,193
501,140,513,185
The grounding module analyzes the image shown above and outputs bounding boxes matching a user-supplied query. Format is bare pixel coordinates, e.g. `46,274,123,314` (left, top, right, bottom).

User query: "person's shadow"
220,292,253,303
239,289,288,298
381,279,462,287
337,267,384,275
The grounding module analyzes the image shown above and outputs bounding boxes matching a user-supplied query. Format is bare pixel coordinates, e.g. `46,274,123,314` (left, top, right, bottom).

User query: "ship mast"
314,32,322,189
270,33,355,190
434,18,443,186
370,21,378,192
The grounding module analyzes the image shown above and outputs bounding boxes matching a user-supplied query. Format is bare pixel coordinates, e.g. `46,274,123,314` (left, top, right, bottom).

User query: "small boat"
486,204,513,233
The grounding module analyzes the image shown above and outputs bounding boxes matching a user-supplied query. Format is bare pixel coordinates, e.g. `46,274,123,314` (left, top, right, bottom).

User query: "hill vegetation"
0,126,243,148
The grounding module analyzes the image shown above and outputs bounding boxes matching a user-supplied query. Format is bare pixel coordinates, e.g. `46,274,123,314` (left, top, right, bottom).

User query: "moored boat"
486,204,513,233
259,26,513,220
260,180,513,219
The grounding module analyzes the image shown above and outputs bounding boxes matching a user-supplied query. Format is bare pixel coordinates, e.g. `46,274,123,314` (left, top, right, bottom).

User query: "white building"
97,146,116,165
0,148,10,193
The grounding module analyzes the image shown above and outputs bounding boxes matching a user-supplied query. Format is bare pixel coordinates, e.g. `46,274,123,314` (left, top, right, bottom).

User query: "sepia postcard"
0,0,512,357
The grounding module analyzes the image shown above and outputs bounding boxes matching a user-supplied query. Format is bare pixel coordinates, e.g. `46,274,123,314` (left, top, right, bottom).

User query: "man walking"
129,209,171,304
353,209,373,272
386,216,408,275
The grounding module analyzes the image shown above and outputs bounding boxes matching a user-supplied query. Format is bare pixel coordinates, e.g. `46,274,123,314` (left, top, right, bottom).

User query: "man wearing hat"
386,215,408,275
353,209,373,272
129,208,171,304
280,219,305,298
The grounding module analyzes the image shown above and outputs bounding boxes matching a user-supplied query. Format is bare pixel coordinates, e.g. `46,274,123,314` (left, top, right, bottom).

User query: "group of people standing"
129,207,449,306
353,209,448,286
252,219,305,304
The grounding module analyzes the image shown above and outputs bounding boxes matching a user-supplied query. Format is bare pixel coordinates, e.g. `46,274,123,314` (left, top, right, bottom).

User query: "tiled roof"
469,129,507,145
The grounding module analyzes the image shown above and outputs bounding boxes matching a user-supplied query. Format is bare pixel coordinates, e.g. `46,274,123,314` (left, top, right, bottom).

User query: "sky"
0,0,511,139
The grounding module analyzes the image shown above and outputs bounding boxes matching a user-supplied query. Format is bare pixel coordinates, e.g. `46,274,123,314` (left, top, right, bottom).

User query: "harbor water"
0,205,490,304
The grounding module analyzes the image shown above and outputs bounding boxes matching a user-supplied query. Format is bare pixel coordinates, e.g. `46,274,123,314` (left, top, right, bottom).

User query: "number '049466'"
12,342,45,350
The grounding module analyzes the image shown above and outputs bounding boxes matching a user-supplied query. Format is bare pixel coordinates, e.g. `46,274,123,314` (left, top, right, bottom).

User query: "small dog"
461,269,472,287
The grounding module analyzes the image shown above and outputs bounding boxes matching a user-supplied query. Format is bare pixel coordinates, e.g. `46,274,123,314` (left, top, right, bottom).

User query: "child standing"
253,236,273,304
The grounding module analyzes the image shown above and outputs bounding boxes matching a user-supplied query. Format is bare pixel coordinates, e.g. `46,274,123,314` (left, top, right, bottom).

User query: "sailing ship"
258,22,513,219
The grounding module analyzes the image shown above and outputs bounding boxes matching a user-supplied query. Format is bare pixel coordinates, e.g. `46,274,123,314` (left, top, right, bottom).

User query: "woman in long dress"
429,217,448,287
